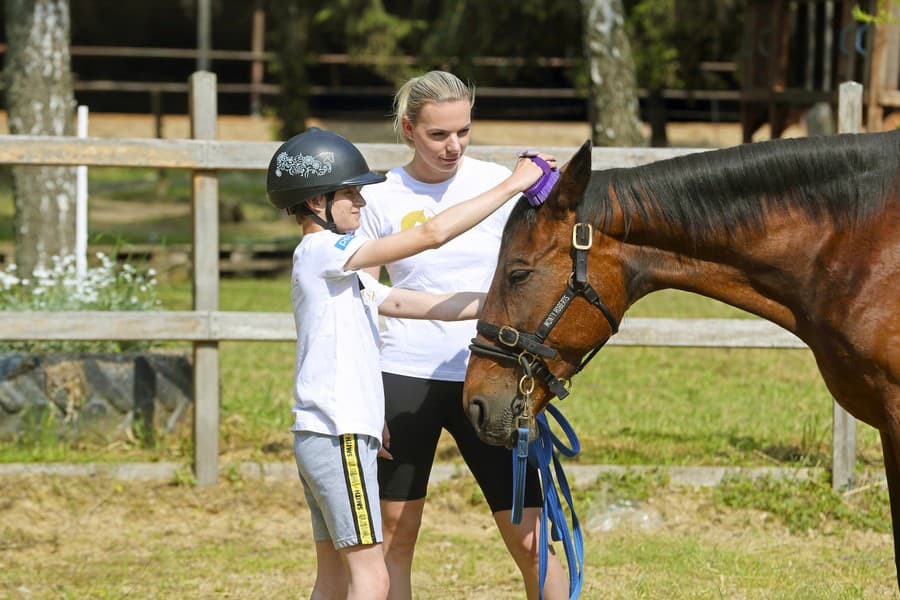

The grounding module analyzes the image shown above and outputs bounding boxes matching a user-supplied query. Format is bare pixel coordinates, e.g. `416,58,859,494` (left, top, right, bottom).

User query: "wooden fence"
0,73,865,488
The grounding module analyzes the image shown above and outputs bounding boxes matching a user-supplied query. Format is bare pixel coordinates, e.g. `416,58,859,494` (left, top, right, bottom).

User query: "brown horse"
463,130,900,582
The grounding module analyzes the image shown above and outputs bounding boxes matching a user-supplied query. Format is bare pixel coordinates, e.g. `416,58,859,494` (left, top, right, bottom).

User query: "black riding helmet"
266,127,386,231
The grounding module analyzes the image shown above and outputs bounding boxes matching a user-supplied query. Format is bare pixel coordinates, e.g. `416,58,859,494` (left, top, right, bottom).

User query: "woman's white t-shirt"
290,230,392,442
358,156,514,382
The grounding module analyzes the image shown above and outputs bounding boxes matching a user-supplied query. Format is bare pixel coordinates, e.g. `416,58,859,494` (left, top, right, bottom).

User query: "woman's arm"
344,154,555,272
378,288,485,321
361,266,381,281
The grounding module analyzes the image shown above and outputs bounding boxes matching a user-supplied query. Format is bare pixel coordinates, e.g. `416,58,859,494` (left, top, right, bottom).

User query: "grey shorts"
293,431,382,549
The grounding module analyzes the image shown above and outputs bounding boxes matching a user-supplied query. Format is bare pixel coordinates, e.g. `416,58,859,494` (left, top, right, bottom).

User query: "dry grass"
1,474,897,599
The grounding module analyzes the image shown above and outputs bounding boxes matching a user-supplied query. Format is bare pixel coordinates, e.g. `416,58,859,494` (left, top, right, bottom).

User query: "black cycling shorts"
377,372,542,513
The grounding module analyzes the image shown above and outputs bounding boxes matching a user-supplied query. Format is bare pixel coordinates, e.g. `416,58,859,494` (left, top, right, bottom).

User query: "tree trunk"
4,0,77,278
580,0,646,147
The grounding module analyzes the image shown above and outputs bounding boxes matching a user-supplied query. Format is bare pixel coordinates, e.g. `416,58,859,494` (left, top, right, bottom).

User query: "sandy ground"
0,111,805,148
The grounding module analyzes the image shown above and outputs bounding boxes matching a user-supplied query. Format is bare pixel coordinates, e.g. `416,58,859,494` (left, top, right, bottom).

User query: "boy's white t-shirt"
290,230,392,442
358,156,514,381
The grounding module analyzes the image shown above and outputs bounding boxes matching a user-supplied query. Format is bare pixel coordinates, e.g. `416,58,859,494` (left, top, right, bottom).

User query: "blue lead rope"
511,421,531,525
510,404,584,599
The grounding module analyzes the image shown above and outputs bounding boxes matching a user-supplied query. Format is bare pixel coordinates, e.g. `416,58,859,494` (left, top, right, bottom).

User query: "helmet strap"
324,191,338,232
303,191,339,233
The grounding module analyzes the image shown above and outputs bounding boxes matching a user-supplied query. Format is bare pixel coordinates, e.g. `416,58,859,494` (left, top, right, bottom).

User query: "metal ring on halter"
518,350,537,370
498,325,520,347
519,374,535,396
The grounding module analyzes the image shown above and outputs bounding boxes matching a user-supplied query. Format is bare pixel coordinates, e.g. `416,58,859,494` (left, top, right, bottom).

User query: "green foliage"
0,252,160,352
853,0,899,24
624,0,744,92
713,474,891,534
314,0,426,83
627,0,680,91
268,0,313,138
408,1,583,88
264,0,747,131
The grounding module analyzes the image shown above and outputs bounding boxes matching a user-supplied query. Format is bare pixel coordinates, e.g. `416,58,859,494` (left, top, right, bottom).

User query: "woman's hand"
510,152,558,192
378,422,393,460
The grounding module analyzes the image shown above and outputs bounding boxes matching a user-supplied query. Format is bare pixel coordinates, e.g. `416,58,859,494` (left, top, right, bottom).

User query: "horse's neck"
618,215,820,333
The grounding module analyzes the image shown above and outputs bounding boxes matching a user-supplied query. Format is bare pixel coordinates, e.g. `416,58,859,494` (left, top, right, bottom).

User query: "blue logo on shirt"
334,233,355,250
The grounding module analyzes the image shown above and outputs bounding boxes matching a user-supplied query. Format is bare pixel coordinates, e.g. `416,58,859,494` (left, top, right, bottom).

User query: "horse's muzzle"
466,396,519,448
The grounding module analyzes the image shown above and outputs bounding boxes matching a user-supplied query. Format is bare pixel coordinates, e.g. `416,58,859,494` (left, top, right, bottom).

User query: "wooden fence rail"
0,72,863,488
0,312,806,348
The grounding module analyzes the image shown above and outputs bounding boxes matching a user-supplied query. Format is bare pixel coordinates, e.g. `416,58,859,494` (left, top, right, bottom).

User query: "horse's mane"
577,130,900,242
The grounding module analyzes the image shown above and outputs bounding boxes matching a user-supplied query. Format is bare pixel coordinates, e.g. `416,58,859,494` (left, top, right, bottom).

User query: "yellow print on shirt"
400,209,433,231
341,434,374,545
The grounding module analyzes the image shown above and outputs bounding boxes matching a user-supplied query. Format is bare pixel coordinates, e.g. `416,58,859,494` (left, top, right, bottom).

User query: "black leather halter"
469,222,619,402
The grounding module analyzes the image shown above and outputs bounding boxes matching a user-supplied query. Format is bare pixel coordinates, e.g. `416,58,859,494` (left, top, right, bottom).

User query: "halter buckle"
498,326,520,347
572,222,593,250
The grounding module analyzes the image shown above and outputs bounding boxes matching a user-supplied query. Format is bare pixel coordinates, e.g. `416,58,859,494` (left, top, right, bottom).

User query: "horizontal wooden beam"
0,311,807,348
880,90,900,107
613,317,805,348
0,136,703,171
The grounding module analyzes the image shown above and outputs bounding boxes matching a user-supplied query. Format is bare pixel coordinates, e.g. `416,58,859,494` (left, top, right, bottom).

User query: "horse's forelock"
501,197,539,249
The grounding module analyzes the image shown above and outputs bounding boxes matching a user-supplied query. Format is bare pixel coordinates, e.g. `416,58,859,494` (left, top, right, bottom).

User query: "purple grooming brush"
522,155,559,207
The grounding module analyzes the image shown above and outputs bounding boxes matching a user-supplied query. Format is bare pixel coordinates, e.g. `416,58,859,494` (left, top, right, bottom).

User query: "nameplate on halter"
543,295,572,329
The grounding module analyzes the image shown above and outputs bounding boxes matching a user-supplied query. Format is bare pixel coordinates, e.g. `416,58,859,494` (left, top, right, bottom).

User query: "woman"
358,71,567,600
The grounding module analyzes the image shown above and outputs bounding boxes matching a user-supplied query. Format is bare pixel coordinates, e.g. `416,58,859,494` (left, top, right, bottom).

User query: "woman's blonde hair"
393,71,475,147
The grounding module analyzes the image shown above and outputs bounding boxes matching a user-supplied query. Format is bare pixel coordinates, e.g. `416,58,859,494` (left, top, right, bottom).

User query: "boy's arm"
378,288,485,321
343,154,555,272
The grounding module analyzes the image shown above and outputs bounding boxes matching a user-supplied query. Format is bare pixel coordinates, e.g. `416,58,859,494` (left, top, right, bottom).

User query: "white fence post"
75,105,89,277
830,81,863,492
190,71,220,486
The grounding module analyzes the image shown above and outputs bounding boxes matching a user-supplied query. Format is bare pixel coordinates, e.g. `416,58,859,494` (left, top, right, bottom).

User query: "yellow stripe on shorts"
340,434,375,545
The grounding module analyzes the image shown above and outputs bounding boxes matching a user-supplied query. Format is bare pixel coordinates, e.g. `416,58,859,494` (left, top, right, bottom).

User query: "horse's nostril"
467,399,486,430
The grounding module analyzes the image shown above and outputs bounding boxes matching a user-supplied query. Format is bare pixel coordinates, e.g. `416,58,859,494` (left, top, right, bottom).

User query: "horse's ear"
548,139,592,215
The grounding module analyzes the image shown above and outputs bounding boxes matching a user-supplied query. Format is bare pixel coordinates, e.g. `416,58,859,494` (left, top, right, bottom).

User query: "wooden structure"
741,0,900,141
0,74,866,488
0,2,893,127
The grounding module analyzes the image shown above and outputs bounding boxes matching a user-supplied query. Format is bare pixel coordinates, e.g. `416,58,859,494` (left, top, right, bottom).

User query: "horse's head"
463,140,627,447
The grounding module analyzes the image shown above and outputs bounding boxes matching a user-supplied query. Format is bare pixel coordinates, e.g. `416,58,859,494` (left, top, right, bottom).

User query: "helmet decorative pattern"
266,127,385,213
274,151,335,178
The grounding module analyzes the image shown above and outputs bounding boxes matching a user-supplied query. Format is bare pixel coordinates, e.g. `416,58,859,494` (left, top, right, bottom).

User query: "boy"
266,127,554,599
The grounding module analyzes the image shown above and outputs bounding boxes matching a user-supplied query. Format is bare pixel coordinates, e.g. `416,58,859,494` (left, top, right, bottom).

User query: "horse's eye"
508,269,532,285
